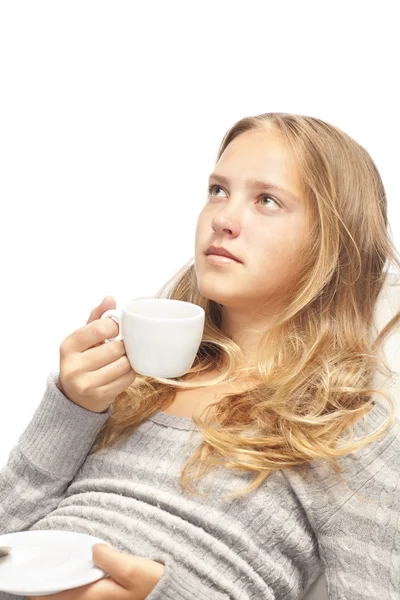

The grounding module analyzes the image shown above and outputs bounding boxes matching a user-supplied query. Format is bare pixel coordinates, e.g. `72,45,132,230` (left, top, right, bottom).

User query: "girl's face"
194,128,309,314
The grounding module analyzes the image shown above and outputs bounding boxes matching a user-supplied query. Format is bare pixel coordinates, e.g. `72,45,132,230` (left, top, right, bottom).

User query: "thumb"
87,296,116,325
92,543,134,589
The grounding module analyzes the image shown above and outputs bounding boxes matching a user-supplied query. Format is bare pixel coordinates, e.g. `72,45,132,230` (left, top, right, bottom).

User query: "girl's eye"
208,184,281,209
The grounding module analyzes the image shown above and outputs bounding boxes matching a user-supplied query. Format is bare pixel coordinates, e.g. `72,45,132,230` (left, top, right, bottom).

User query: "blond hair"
88,112,400,502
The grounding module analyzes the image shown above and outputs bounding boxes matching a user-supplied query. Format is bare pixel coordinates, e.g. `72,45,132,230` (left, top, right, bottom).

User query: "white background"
0,1,399,466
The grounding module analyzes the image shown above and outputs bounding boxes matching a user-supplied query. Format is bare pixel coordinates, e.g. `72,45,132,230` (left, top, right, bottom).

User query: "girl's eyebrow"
208,172,300,203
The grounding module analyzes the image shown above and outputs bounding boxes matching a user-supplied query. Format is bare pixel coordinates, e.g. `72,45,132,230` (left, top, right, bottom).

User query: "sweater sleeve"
0,372,112,536
316,420,400,599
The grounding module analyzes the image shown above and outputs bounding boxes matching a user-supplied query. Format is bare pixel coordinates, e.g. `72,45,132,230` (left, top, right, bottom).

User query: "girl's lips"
205,254,242,264
205,245,241,262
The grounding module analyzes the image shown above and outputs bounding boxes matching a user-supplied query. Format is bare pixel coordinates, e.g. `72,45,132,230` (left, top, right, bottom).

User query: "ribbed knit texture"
0,372,399,599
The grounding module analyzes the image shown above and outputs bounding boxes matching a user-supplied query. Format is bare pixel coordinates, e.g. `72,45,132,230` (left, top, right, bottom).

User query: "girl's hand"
27,543,165,600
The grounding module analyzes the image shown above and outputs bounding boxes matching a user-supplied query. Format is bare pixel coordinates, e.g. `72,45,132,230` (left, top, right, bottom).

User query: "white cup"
100,298,205,378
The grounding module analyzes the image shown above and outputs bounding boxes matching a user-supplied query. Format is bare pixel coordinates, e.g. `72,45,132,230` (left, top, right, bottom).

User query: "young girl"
1,112,400,600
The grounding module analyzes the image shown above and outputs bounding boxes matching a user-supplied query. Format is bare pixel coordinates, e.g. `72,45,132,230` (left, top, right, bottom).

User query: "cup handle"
100,309,123,342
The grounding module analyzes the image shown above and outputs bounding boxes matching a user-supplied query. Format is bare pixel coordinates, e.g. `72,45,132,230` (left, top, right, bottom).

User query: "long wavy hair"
88,112,400,502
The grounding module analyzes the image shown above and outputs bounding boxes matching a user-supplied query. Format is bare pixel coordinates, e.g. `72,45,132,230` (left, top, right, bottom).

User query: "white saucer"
0,530,111,597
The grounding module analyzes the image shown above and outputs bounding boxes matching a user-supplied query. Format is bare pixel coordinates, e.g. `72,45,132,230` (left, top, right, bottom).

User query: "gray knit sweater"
0,372,399,599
